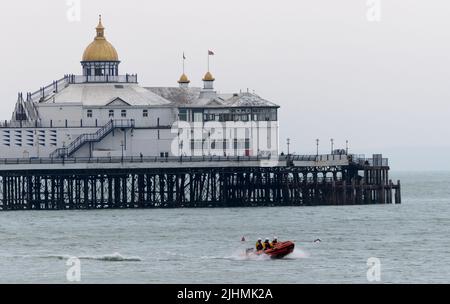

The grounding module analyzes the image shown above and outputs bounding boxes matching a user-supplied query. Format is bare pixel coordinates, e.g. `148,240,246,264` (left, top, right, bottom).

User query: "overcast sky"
0,0,448,170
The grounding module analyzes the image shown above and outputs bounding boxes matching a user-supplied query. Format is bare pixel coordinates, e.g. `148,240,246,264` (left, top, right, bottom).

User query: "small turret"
203,71,215,90
178,73,190,88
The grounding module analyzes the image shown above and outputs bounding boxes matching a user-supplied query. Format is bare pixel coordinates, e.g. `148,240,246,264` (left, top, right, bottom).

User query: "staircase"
50,119,135,158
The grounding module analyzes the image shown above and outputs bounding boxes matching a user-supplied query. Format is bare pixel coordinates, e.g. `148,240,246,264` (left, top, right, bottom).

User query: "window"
143,109,148,117
95,68,103,76
245,138,250,150
179,109,187,121
87,110,93,118
193,111,203,122
109,110,114,118
204,114,215,121
121,110,127,118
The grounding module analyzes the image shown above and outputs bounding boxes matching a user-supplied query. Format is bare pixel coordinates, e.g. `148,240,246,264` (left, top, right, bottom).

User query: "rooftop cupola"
178,73,190,88
81,15,120,77
203,50,215,90
203,71,215,90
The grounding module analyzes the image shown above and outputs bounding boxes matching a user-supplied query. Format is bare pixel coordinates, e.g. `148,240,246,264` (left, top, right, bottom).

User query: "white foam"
223,249,273,261
284,248,309,259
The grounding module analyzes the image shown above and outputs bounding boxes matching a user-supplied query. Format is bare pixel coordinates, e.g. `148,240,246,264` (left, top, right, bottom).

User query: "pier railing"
0,155,274,165
0,154,388,167
281,154,388,166
0,119,170,129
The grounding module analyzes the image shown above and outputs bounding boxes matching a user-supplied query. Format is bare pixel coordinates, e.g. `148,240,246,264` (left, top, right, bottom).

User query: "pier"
0,154,401,210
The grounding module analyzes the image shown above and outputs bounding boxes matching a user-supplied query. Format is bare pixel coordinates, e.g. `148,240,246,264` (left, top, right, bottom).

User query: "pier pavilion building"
4,17,279,159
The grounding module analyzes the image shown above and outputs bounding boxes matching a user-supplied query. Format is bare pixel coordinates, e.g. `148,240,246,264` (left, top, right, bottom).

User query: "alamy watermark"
366,257,381,282
66,0,81,22
170,121,280,167
66,257,81,282
366,0,382,22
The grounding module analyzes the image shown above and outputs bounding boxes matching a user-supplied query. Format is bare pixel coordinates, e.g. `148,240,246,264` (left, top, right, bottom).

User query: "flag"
183,52,186,60
208,50,215,56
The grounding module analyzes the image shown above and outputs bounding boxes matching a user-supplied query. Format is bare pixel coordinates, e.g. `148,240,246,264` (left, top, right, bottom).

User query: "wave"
6,252,142,262
77,253,142,262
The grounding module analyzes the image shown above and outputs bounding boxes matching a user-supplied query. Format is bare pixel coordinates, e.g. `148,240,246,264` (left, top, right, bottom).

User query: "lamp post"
287,138,291,156
330,138,334,155
120,140,124,163
316,139,319,157
346,140,349,155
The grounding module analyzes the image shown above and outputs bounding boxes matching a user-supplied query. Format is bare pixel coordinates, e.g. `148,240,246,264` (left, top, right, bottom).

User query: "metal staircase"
50,119,135,158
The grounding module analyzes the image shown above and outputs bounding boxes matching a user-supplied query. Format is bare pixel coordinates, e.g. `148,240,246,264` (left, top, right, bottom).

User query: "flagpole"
207,51,210,72
183,52,185,74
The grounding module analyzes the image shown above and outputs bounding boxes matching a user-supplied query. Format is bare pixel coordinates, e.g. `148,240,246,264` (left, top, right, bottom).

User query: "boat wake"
216,248,309,261
283,248,309,259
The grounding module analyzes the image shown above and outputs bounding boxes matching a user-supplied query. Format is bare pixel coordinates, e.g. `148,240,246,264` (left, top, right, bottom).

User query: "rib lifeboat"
250,241,295,259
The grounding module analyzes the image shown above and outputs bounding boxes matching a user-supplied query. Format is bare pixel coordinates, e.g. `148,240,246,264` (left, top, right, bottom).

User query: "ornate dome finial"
96,14,105,39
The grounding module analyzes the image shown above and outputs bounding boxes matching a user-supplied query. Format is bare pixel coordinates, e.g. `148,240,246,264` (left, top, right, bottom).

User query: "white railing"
67,74,138,84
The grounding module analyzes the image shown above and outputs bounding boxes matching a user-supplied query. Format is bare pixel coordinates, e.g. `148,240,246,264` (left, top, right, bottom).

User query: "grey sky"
0,0,448,170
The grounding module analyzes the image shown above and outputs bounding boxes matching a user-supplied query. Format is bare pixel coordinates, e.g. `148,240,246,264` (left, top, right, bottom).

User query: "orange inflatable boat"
248,241,295,259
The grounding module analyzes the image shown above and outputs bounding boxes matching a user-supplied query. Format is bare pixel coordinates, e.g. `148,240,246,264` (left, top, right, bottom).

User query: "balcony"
67,74,138,84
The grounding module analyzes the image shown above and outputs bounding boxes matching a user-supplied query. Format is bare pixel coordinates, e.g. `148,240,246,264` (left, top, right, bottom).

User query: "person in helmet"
263,238,273,250
271,237,279,247
255,238,264,251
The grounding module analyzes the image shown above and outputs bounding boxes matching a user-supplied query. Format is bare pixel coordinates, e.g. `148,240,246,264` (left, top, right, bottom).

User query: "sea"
0,171,449,284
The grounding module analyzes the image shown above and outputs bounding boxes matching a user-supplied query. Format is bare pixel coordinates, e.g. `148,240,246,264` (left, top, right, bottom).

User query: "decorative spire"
178,52,190,87
96,14,105,39
203,50,215,89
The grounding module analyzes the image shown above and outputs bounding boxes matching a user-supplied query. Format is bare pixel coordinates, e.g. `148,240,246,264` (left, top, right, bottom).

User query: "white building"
3,17,279,159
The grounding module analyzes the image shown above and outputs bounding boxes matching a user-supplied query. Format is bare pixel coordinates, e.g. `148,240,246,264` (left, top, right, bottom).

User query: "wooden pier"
0,155,401,210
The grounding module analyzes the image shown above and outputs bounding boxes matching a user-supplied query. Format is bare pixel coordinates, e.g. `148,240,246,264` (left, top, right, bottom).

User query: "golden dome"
82,16,119,62
178,73,190,84
203,71,215,81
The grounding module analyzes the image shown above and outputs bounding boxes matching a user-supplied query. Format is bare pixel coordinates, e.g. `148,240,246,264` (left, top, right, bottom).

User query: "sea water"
0,171,449,283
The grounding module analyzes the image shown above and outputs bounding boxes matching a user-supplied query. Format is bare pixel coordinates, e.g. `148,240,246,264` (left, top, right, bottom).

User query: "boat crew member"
271,237,278,247
263,238,273,250
255,238,264,251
